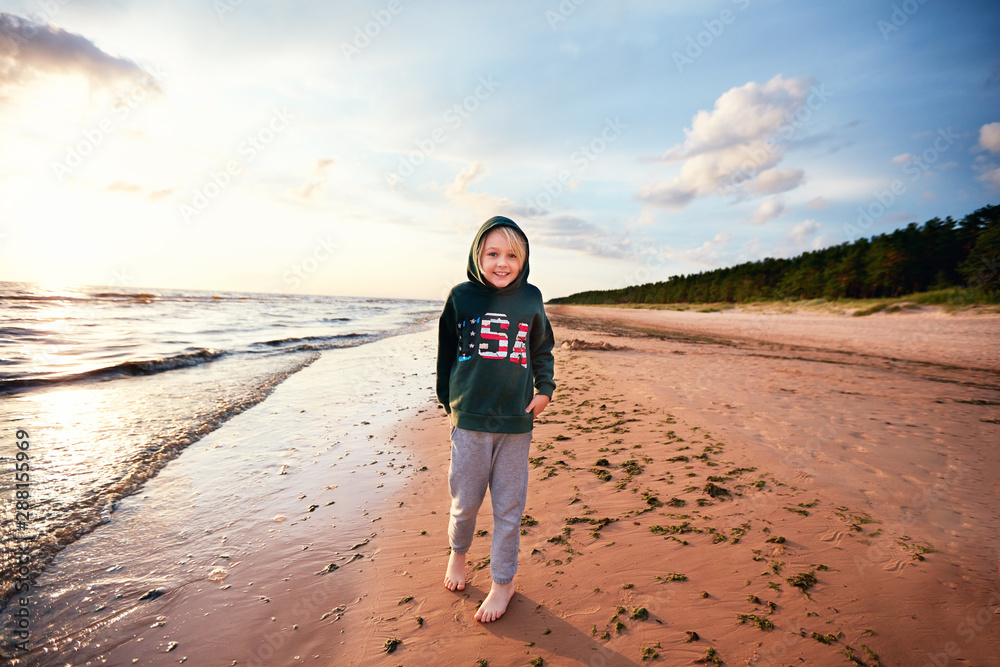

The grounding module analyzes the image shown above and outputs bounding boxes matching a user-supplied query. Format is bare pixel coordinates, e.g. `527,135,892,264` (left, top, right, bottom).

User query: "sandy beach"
7,305,999,666
334,305,999,666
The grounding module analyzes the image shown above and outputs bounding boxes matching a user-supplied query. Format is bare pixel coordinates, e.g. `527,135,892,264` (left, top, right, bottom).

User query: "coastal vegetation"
550,205,999,307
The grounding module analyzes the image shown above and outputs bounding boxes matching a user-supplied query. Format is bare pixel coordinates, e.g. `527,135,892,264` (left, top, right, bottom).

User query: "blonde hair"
476,225,527,275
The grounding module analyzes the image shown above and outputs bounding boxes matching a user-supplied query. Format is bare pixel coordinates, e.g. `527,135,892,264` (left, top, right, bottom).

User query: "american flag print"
456,312,530,366
479,312,510,359
457,317,479,362
509,321,529,368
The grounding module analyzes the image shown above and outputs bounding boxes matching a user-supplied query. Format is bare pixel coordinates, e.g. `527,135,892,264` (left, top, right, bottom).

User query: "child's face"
479,229,521,289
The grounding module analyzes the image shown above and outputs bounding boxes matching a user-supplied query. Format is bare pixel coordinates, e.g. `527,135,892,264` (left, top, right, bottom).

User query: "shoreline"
2,329,440,666
8,307,999,665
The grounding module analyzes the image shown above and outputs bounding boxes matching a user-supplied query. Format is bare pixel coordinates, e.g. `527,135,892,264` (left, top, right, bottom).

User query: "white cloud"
652,232,733,268
806,196,829,209
438,165,634,261
786,219,821,245
745,167,805,195
979,166,1000,188
891,153,913,165
441,163,518,222
670,75,814,157
105,181,142,195
292,158,336,201
530,214,634,260
637,75,814,209
104,180,176,201
446,162,485,199
975,123,1000,190
751,199,785,225
979,122,1000,154
690,232,731,264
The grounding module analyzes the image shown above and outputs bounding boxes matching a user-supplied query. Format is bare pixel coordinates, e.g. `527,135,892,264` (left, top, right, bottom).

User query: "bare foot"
443,550,466,591
474,581,515,623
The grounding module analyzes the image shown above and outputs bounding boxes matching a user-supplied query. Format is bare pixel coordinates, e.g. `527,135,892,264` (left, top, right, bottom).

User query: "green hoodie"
436,216,556,434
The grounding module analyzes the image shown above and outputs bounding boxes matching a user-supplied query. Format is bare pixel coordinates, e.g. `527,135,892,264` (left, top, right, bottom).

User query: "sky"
0,0,998,301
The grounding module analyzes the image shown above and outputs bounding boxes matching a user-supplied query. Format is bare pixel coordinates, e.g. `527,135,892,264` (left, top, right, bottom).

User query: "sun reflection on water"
0,349,316,605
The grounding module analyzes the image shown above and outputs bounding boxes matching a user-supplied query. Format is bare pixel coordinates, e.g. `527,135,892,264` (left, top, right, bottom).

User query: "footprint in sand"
451,601,473,621
565,605,603,617
884,559,911,572
821,530,845,545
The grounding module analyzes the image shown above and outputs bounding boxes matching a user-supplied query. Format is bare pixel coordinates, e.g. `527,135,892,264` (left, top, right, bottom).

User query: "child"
436,215,556,623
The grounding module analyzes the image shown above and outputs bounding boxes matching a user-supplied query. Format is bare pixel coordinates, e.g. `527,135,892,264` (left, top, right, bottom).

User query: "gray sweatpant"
448,426,532,585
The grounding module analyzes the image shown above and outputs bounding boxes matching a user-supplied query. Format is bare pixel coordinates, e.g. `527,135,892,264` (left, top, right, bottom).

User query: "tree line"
550,204,1000,305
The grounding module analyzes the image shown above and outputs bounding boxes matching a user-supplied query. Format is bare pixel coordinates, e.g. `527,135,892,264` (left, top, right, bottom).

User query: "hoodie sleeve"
530,306,556,398
436,294,458,412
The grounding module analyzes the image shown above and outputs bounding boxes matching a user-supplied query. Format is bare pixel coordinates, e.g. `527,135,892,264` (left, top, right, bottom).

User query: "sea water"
0,281,439,610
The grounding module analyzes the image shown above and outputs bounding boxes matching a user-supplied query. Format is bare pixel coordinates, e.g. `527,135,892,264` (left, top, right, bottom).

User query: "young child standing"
436,215,556,623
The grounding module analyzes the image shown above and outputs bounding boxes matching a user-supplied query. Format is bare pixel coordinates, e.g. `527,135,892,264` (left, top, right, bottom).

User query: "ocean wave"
0,350,321,611
0,347,226,393
249,332,372,350
90,292,158,301
0,326,47,338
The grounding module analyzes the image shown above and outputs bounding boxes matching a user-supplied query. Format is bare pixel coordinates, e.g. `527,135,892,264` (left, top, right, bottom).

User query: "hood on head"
467,216,530,293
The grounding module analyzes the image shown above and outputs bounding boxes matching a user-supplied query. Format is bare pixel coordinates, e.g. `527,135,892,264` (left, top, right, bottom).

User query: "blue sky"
0,0,997,300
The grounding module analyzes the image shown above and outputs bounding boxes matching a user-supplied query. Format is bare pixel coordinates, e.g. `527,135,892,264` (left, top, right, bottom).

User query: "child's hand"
525,394,550,418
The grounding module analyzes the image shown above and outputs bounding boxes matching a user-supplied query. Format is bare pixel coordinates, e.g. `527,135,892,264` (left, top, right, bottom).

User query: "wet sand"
2,331,440,666
7,307,1000,665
